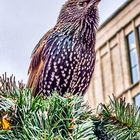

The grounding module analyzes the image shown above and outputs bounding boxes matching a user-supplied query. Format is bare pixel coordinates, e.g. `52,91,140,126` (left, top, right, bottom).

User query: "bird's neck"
76,19,96,46
72,20,96,49
55,20,96,48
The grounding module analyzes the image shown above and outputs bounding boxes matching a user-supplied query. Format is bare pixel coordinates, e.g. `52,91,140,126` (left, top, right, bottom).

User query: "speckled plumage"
27,0,100,96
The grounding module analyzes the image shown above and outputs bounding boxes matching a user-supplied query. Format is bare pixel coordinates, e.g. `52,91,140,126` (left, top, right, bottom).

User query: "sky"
0,0,127,82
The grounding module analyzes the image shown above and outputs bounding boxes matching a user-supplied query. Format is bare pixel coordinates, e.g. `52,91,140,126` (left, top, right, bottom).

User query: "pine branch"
0,74,140,140
0,89,96,140
0,72,25,96
93,96,140,140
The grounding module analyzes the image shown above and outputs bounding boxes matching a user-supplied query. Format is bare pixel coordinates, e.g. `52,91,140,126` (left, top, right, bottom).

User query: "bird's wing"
27,29,53,95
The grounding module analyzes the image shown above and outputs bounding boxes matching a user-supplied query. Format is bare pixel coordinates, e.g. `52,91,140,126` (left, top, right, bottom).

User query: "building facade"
86,0,140,108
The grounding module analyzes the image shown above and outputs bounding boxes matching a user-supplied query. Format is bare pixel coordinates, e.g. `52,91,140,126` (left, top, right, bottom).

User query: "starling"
27,0,100,96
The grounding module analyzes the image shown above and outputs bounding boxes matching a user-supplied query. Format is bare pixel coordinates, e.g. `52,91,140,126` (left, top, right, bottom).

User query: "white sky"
0,0,126,82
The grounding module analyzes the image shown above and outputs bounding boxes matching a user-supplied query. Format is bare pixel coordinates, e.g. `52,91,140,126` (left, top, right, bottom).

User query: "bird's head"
57,0,101,27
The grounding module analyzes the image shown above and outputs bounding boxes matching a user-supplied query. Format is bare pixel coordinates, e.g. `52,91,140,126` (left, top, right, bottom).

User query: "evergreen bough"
0,73,140,140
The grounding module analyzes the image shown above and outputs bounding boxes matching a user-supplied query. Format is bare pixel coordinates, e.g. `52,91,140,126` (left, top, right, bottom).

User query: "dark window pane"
130,49,138,67
138,26,140,44
127,32,135,50
134,93,140,107
131,66,139,83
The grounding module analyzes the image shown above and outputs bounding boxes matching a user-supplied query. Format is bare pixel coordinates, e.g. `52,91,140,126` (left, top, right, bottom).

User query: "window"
138,26,140,43
133,93,140,107
127,32,139,84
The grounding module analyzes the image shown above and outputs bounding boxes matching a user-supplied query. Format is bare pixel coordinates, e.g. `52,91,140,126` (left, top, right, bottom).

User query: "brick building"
86,0,140,108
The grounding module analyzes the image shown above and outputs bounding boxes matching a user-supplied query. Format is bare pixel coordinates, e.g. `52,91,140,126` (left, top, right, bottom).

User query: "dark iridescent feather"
27,0,100,96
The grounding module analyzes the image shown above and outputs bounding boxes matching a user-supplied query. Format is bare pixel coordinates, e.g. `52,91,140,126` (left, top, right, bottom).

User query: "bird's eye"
78,1,88,8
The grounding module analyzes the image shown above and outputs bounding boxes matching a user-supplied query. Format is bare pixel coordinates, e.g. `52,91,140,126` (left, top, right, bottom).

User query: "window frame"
137,25,140,47
133,93,140,107
126,31,139,84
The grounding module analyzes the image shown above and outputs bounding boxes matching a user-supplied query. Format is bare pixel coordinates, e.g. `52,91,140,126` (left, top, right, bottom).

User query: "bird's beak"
88,0,101,8
94,0,101,6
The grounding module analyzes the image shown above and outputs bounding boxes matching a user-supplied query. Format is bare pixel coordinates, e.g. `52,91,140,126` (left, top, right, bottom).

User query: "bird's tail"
26,60,44,96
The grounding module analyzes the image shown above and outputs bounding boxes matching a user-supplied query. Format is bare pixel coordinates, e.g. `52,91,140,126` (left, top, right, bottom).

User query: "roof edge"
98,0,132,31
